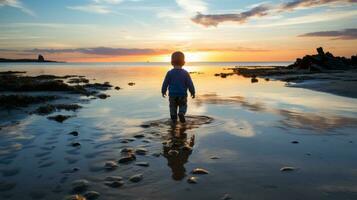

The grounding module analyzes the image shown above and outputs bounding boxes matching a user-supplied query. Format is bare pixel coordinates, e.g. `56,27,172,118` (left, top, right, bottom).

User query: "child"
161,51,195,123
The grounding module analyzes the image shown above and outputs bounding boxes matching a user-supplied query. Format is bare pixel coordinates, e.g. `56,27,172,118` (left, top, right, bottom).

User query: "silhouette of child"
161,51,195,123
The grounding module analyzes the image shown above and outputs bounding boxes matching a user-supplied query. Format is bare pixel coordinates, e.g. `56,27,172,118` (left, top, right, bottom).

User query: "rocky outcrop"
288,47,357,71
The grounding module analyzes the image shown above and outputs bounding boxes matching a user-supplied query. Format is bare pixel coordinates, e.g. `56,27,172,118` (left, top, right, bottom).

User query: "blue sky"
0,0,356,61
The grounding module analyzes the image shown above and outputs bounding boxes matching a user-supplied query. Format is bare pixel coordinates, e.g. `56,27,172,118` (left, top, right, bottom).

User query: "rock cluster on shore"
288,47,357,71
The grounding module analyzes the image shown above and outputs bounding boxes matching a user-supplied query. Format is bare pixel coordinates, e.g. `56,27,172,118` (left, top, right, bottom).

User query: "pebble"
114,86,121,90
83,191,100,200
71,179,89,192
69,131,79,136
134,134,145,138
191,168,209,174
221,193,232,200
121,147,134,153
71,142,81,147
135,148,148,155
105,181,124,188
128,82,135,86
105,176,123,181
187,177,198,184
64,195,86,200
104,161,118,170
168,150,179,156
210,156,220,159
118,154,136,163
129,174,143,183
140,124,150,128
135,162,149,167
280,166,296,172
291,141,299,144
152,153,161,157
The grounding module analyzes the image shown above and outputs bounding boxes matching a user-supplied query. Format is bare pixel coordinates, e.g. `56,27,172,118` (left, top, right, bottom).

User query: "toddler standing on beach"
161,51,195,123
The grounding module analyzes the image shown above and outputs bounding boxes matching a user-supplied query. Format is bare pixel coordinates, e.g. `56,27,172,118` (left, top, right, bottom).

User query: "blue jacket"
161,68,195,97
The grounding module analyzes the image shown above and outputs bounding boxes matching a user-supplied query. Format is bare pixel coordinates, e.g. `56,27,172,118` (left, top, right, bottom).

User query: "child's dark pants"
169,96,187,121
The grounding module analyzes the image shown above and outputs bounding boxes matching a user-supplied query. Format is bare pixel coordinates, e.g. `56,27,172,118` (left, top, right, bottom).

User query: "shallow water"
0,62,357,200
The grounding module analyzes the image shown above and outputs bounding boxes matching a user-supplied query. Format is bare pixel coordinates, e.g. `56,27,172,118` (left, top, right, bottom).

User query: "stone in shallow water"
168,150,179,156
210,156,220,160
221,193,232,200
69,131,79,136
104,161,118,170
134,134,145,138
64,194,86,200
118,154,136,163
71,142,81,147
135,162,149,167
71,179,89,192
191,168,209,174
83,191,100,200
129,174,143,183
47,115,72,123
280,166,296,172
105,181,124,188
105,176,123,181
187,177,198,184
152,152,161,157
121,147,134,153
135,148,148,155
291,141,299,144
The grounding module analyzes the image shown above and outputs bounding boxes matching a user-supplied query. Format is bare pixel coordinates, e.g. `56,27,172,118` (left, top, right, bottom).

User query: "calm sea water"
0,62,357,200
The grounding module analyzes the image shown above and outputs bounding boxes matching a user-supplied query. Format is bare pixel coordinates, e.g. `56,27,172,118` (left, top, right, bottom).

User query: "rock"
71,142,81,147
47,115,72,123
83,191,100,200
114,86,121,90
135,148,148,155
210,156,219,159
251,77,258,83
97,93,110,99
291,141,299,144
140,124,150,128
118,154,136,163
38,54,45,62
105,181,124,188
71,179,89,192
63,195,86,200
152,152,161,157
280,166,296,172
135,162,149,167
221,193,232,200
187,176,198,184
134,134,145,138
69,131,79,136
142,139,151,143
168,150,179,156
121,147,134,153
35,104,82,115
265,78,270,81
104,161,118,170
129,174,143,183
128,82,135,86
191,168,209,174
105,176,123,182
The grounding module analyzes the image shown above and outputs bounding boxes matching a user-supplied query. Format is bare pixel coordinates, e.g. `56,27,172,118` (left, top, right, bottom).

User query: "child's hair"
171,51,185,67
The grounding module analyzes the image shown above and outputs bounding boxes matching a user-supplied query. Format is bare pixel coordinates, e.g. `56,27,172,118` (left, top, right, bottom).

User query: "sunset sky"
0,0,356,62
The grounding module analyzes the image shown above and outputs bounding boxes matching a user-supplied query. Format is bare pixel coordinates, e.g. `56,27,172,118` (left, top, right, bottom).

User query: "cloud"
0,0,35,16
176,0,207,13
68,0,141,14
67,4,112,14
298,28,357,40
192,0,357,27
24,47,169,56
280,0,357,11
191,5,271,27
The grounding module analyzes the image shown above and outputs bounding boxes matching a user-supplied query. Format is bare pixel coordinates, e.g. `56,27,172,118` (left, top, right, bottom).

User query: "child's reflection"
163,123,195,181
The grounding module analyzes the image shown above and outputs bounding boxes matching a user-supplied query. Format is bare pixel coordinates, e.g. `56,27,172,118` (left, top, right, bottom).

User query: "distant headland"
0,54,63,63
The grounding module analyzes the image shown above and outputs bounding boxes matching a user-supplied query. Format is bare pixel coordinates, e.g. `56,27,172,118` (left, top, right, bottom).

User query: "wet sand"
0,63,357,200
